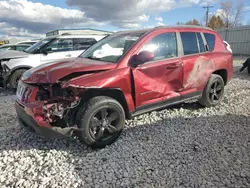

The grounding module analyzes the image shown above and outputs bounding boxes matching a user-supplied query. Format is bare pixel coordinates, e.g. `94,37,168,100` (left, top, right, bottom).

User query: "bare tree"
220,0,244,28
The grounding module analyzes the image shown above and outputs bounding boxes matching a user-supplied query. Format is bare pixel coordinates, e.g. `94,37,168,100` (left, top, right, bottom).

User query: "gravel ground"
0,57,250,188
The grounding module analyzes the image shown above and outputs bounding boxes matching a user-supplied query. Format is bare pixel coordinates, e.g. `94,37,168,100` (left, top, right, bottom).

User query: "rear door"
132,31,183,108
180,31,209,94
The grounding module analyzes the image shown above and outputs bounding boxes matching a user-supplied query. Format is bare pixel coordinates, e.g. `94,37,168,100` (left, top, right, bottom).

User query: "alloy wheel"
209,80,223,103
89,107,120,141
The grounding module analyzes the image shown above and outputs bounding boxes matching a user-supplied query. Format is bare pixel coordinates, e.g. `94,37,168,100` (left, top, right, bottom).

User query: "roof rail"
154,25,213,30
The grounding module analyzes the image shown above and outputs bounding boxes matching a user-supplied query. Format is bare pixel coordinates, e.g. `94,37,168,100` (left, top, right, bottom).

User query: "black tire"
76,96,125,149
9,69,27,89
199,74,225,107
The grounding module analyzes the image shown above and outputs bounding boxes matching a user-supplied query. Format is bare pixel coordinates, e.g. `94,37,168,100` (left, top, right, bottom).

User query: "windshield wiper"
85,56,101,60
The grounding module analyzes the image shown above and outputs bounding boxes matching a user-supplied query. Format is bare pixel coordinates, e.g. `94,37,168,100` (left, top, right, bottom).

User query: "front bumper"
15,101,75,138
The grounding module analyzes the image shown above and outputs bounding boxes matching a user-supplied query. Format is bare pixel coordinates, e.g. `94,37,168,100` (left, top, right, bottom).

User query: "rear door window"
204,33,216,51
73,38,97,50
180,32,199,55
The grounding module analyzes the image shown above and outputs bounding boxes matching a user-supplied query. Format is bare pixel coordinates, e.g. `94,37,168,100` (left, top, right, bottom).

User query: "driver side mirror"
41,49,48,55
41,48,52,55
130,51,154,68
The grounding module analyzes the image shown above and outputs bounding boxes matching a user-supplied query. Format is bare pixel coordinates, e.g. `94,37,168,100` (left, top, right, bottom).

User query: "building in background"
46,28,113,37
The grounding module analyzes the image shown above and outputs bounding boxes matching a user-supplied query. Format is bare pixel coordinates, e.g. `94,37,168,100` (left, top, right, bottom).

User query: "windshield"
24,38,53,54
81,32,145,63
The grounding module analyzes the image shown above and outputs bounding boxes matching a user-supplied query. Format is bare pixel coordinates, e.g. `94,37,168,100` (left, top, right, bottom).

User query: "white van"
0,34,107,88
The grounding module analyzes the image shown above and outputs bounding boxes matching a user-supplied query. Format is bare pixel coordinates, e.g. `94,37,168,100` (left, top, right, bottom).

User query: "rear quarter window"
204,33,216,51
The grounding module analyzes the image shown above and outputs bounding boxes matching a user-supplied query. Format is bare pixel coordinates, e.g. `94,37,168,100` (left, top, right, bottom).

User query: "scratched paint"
184,56,215,89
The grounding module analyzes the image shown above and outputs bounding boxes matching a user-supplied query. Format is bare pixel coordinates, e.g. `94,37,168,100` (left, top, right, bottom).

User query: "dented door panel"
182,52,232,92
132,58,183,108
182,55,214,91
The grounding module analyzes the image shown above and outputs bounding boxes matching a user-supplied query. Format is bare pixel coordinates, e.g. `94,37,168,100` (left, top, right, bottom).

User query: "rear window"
180,32,199,55
204,33,216,51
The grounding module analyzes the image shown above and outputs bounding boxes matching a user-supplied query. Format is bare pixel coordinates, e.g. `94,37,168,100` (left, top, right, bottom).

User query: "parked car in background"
0,44,31,52
16,41,38,46
0,34,106,88
15,26,233,148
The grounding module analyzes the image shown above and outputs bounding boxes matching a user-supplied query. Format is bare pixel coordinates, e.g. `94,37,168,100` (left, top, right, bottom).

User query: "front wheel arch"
78,88,131,119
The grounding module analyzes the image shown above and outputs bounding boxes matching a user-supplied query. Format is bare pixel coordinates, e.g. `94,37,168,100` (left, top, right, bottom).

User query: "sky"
0,0,250,39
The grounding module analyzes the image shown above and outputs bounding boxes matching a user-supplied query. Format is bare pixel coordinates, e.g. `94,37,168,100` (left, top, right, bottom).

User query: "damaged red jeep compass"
15,26,233,148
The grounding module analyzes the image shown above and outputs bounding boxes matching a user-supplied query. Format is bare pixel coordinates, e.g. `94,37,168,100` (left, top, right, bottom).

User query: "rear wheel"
9,69,27,89
199,74,225,107
76,96,125,149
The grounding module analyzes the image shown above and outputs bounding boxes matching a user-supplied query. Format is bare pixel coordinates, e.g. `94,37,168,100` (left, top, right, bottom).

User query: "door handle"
65,54,72,57
166,63,182,69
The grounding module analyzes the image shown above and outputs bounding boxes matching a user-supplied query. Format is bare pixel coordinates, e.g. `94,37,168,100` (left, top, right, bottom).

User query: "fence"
217,26,250,56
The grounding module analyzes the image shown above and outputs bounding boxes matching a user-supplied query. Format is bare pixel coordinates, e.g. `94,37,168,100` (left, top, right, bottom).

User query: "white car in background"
16,40,40,46
0,44,31,52
0,34,107,88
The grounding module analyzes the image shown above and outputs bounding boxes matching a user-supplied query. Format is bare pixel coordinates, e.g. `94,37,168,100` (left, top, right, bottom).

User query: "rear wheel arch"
212,69,228,85
79,88,131,119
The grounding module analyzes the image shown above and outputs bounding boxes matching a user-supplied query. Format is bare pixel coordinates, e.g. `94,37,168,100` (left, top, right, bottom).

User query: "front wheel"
199,74,225,107
76,96,125,149
9,69,27,89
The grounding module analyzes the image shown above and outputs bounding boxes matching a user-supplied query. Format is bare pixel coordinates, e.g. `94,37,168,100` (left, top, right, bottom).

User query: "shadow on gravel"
0,113,250,187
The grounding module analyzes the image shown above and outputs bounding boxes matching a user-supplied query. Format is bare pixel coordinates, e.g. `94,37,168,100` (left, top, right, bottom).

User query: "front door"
132,32,183,108
40,38,74,64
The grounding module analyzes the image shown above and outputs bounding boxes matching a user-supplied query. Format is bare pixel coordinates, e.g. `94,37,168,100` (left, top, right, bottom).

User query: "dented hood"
22,58,117,84
0,50,29,59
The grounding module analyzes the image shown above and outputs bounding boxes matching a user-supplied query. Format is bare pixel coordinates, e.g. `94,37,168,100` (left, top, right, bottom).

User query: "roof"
44,34,107,41
47,28,114,33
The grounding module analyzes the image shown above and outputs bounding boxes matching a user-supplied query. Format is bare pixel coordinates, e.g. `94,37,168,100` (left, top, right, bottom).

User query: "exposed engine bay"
34,83,85,130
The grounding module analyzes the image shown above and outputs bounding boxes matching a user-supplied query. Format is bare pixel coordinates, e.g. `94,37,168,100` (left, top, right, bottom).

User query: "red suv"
15,26,233,148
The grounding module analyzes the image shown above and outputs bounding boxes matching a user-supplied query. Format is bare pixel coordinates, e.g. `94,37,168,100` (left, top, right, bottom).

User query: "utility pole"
203,5,213,27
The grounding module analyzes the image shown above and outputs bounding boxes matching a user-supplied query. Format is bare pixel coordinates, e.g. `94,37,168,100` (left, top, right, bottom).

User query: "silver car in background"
0,34,107,88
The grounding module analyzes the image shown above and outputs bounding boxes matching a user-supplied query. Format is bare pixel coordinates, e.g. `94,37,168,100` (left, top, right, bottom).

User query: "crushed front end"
15,80,83,138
